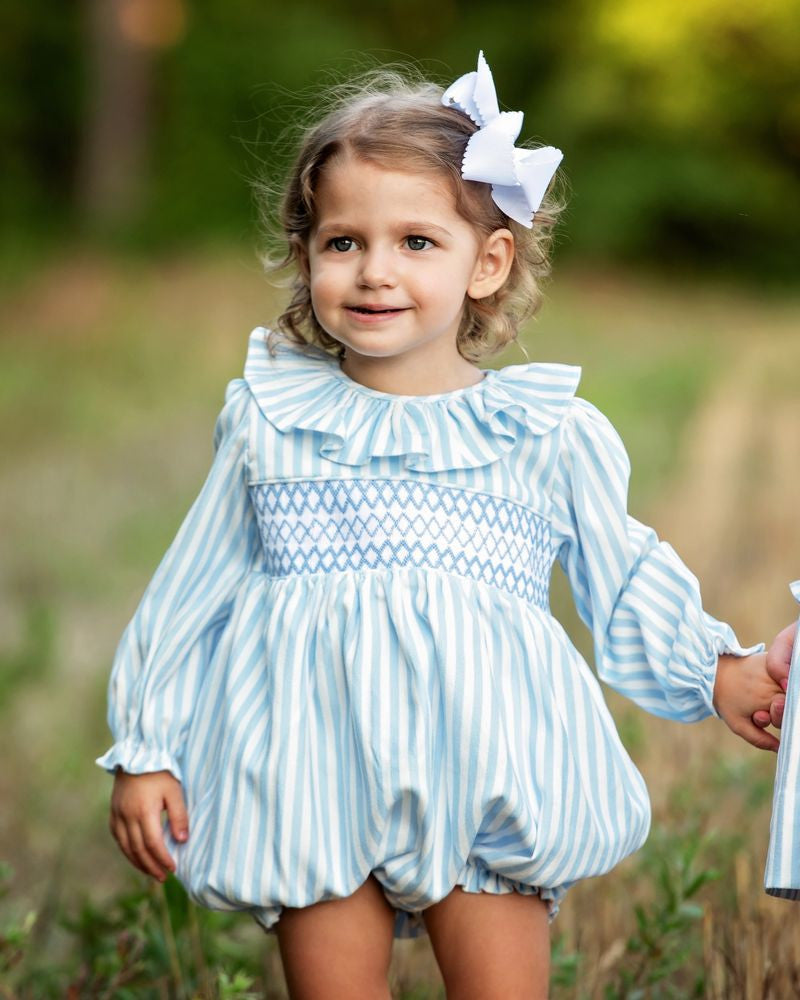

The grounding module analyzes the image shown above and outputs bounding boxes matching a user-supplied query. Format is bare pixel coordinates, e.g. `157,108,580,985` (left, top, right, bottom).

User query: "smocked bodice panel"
249,478,553,610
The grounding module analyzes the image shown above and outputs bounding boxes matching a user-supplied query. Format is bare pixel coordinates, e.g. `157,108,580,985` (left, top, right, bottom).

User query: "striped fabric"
765,580,800,899
96,328,763,939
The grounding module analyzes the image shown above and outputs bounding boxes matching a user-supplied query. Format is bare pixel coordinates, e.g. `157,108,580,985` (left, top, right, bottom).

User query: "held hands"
752,621,797,730
714,621,797,752
109,768,189,882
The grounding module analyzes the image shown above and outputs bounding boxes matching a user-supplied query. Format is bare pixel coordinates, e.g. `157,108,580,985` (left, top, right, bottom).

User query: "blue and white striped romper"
96,328,764,939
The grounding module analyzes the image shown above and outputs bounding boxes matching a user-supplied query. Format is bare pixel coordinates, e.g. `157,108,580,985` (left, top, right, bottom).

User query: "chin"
337,336,416,359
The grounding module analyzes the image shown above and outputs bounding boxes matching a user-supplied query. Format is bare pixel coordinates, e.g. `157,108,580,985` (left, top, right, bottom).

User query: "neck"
339,351,484,396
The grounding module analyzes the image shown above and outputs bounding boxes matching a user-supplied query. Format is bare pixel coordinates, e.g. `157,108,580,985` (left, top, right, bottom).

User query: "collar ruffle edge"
243,328,581,472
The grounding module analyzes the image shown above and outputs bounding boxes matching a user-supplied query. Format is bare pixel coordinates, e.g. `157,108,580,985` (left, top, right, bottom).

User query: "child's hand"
713,652,783,752
109,769,189,882
752,621,797,731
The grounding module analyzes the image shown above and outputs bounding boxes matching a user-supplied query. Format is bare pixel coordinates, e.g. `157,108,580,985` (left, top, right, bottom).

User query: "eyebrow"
315,221,454,239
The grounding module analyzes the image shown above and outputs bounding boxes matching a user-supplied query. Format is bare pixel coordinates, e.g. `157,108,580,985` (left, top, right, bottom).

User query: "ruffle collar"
243,328,581,472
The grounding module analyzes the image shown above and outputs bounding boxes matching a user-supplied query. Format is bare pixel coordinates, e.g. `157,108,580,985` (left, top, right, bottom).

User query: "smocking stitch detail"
249,479,553,609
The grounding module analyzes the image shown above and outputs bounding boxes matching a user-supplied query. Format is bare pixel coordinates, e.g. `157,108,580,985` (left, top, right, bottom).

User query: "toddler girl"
97,52,790,1000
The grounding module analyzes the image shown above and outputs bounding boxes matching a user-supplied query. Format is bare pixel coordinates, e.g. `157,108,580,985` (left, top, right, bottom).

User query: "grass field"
1,247,799,997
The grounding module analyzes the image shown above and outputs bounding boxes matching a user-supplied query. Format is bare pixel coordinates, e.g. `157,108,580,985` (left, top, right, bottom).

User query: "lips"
346,305,409,314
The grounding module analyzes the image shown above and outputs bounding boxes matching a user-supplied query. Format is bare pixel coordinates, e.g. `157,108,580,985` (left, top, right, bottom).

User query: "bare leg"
275,873,396,1000
422,886,550,1000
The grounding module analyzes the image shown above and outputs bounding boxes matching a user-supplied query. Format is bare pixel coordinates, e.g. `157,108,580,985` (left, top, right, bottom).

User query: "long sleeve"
550,397,764,722
95,377,262,781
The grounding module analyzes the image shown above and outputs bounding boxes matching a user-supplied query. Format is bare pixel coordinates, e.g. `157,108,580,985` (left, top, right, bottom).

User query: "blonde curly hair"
255,67,567,364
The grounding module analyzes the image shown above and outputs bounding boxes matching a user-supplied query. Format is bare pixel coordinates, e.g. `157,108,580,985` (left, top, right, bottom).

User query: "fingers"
110,814,157,880
110,815,140,874
164,783,190,844
734,717,779,753
128,820,171,882
752,696,784,742
108,771,187,882
143,810,178,877
770,694,786,729
766,622,797,690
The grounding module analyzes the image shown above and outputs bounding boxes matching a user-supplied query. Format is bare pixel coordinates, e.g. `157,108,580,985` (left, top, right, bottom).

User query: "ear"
467,228,515,300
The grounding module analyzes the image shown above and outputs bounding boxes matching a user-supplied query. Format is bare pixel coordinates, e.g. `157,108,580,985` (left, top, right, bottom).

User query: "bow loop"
441,51,563,228
461,112,523,188
442,50,500,126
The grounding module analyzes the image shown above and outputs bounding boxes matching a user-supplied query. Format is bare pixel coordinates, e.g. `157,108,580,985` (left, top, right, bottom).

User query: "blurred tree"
544,0,800,277
0,0,81,237
0,0,797,278
77,0,155,229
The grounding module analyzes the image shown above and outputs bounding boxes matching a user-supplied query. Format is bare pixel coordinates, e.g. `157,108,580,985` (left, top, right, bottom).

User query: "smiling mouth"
346,306,409,314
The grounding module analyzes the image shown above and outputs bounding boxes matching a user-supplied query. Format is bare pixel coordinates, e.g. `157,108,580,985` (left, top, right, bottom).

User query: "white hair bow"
441,51,563,229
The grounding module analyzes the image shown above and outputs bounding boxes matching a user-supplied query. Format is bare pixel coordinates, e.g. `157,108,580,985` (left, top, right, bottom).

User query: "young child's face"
305,154,491,371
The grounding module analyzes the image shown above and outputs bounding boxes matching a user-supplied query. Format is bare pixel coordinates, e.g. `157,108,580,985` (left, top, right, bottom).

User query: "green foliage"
1,0,798,277
0,862,37,979
0,827,727,998
550,933,581,990
0,864,270,1000
602,826,720,999
0,0,82,231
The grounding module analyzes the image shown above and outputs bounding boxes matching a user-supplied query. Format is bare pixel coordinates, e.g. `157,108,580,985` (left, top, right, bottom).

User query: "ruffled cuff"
599,538,766,723
700,612,766,719
95,738,184,782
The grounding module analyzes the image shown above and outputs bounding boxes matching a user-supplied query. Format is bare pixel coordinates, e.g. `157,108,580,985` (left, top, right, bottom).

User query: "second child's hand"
109,769,189,882
752,621,797,732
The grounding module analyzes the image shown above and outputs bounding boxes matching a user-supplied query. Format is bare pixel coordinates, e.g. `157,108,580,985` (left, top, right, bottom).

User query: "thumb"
752,709,771,728
767,622,797,691
164,782,189,842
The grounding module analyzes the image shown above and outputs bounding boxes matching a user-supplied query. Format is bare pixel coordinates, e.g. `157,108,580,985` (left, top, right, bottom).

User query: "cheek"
308,269,335,312
308,257,348,301
308,277,338,334
417,267,471,313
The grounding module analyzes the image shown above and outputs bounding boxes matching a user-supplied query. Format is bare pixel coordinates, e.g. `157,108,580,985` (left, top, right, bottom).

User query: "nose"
357,245,398,289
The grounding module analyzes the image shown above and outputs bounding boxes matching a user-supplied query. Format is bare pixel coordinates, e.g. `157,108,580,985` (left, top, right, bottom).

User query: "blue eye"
329,237,355,252
406,236,433,251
